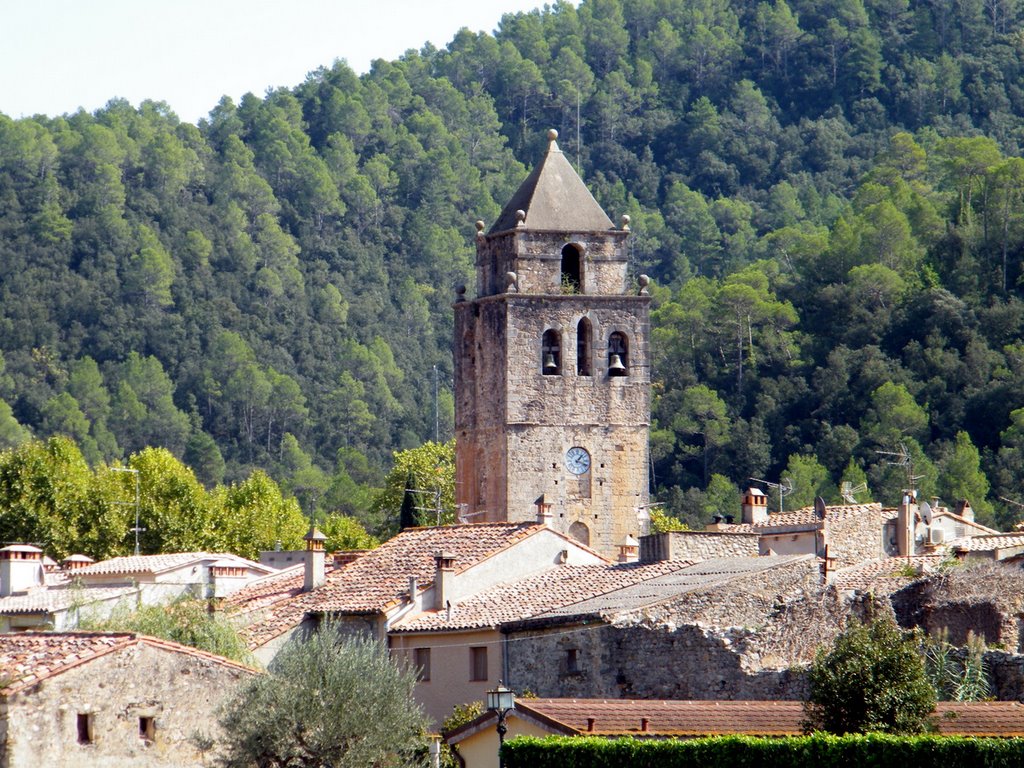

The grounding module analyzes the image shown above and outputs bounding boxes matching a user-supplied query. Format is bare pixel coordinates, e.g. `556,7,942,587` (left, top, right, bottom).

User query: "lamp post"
485,683,515,768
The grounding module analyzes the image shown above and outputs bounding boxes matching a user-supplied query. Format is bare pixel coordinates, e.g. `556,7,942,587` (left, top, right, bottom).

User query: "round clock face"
565,446,591,475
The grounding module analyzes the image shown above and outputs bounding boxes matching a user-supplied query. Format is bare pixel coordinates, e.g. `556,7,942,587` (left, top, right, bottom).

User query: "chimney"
333,550,369,569
897,490,917,557
0,545,45,597
433,551,456,610
640,717,649,733
61,554,94,571
535,494,553,526
741,487,768,524
617,535,639,564
303,527,327,592
586,718,596,733
955,499,974,522
408,575,418,603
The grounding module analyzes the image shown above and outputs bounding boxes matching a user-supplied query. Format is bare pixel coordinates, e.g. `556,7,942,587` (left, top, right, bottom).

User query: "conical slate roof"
490,130,614,234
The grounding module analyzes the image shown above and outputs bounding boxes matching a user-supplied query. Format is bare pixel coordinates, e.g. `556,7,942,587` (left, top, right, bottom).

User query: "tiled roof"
522,698,805,736
0,584,137,615
0,632,256,696
830,556,945,593
952,533,1024,551
391,560,695,633
512,555,813,627
447,699,1024,740
232,523,551,649
74,552,268,577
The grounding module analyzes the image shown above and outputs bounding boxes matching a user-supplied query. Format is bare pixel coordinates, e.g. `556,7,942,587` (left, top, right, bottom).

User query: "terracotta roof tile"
75,552,268,577
232,523,549,649
953,533,1024,551
0,631,256,695
0,584,137,615
452,699,1024,739
392,560,695,633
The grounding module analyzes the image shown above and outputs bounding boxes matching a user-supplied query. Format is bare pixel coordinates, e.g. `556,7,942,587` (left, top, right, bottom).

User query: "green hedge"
502,733,1024,768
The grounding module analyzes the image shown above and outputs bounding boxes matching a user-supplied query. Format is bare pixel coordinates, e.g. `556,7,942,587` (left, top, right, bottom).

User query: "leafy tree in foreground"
218,625,428,768
804,616,936,734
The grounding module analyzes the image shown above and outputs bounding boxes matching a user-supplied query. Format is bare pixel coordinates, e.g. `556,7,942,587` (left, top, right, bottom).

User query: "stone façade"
454,132,650,557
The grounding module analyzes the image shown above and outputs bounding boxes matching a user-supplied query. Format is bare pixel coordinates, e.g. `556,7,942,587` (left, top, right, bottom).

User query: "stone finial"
455,284,467,302
475,220,485,240
547,128,558,142
621,214,631,231
505,271,519,293
515,209,526,227
638,274,650,296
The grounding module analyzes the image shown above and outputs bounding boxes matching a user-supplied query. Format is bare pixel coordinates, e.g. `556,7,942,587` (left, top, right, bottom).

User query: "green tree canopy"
218,624,428,767
804,616,936,734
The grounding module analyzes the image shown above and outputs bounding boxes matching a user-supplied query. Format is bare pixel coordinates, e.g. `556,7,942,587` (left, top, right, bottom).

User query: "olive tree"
218,623,428,767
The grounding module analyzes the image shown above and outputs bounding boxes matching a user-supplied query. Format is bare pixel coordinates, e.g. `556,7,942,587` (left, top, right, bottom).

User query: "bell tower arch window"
576,318,592,376
608,332,629,377
542,329,561,375
560,244,582,294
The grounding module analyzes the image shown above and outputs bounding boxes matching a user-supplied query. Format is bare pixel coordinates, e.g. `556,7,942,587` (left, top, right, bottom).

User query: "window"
413,647,431,682
541,329,561,375
608,332,629,376
560,244,582,293
566,648,579,673
77,713,94,745
576,318,592,376
470,646,488,682
138,716,155,743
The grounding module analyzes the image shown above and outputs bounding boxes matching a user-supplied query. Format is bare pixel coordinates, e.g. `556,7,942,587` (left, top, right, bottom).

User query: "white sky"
1,0,555,125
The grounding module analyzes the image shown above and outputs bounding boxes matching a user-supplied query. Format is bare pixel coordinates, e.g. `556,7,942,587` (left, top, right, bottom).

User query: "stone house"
445,699,1024,768
0,631,256,767
0,549,274,632
223,520,608,667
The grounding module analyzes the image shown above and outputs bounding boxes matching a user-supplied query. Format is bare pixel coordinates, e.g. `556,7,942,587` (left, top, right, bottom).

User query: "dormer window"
608,332,628,376
542,329,561,375
560,244,582,293
577,318,592,376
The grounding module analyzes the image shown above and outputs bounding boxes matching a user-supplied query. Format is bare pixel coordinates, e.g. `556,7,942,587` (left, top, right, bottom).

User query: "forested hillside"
4,0,1024,533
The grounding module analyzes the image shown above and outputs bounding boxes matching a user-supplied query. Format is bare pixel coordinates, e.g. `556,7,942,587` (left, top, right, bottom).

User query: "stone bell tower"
454,129,650,557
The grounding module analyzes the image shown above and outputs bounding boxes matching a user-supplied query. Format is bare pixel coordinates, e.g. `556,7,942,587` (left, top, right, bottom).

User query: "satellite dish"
814,497,827,519
920,501,933,526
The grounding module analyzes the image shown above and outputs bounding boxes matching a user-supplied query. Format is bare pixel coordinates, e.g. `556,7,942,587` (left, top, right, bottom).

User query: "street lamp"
486,683,515,768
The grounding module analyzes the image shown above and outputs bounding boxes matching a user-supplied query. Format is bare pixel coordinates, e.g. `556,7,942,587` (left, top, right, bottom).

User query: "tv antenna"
876,443,923,491
840,480,867,504
750,477,794,514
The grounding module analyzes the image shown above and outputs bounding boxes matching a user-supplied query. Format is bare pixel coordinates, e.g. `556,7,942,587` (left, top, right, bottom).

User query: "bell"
608,353,627,375
543,352,558,372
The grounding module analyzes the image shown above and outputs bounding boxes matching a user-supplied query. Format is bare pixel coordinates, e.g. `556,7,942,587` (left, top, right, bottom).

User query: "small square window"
413,648,431,682
77,713,94,745
470,646,488,682
139,716,155,742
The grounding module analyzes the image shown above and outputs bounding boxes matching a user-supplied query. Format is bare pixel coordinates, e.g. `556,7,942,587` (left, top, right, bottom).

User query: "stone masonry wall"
825,505,885,568
2,643,253,768
641,532,760,562
506,558,822,701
